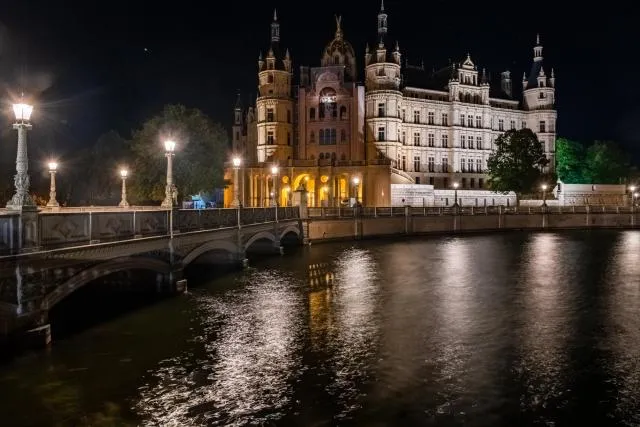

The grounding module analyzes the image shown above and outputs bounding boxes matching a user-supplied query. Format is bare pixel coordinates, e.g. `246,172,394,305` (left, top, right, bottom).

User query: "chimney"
500,71,512,97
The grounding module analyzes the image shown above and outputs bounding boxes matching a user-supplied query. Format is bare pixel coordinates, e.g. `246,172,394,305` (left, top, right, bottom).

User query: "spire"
533,33,543,62
335,15,343,40
481,68,488,84
271,9,280,43
235,90,242,109
395,40,400,52
377,0,388,47
285,48,290,60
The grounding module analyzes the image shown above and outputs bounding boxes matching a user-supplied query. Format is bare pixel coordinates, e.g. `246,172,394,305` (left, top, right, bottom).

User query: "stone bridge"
0,207,302,345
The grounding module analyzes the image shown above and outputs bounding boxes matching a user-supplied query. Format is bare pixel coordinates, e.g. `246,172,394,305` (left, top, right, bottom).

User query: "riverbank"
305,209,640,243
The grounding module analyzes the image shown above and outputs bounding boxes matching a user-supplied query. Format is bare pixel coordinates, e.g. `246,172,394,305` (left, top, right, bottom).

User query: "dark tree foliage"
487,128,548,193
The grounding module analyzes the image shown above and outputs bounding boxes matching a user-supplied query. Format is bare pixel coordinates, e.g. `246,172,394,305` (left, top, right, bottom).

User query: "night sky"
0,1,636,157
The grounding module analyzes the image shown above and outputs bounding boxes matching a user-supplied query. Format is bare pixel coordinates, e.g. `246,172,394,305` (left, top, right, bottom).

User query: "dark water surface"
2,230,640,426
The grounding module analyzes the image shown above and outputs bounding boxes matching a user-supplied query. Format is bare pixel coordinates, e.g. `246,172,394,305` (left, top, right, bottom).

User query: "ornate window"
319,87,337,120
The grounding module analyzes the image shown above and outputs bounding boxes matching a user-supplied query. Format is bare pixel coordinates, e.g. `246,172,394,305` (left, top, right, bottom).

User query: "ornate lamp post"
452,182,459,207
46,161,59,207
352,176,360,205
7,102,36,210
231,156,241,208
271,165,279,207
629,185,636,211
119,168,129,207
161,140,176,208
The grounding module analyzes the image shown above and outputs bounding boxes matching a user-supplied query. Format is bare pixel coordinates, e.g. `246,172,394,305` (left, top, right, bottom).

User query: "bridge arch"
244,230,277,252
181,239,241,267
279,225,301,242
44,257,171,309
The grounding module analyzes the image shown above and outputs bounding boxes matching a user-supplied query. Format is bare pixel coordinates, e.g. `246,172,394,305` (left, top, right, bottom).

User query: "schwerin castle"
225,2,557,207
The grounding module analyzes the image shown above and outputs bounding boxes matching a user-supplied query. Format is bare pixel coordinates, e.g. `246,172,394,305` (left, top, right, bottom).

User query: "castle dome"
321,16,357,81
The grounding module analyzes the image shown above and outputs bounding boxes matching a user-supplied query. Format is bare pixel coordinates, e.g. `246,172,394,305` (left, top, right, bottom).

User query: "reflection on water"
516,233,576,422
137,270,304,426
606,231,640,426
3,230,640,426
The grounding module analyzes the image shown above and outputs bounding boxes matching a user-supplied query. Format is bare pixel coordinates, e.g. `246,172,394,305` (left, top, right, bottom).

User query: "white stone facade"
364,3,556,191
391,184,516,207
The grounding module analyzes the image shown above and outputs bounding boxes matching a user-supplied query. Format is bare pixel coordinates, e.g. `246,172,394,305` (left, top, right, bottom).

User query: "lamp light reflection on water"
518,233,573,419
606,231,640,422
327,248,379,419
136,270,302,426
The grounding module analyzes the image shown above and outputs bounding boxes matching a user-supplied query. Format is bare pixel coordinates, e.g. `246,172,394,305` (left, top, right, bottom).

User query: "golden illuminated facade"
225,2,556,206
225,11,391,208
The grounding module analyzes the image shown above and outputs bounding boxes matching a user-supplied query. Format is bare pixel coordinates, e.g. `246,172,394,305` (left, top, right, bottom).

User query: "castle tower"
365,0,402,162
522,34,557,169
256,9,294,163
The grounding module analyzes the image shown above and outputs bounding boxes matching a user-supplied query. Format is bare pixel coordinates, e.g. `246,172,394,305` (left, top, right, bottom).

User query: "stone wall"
307,211,640,242
391,184,516,207
553,183,627,206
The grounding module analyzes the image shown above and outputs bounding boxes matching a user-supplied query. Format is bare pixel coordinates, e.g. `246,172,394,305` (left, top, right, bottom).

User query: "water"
2,230,640,426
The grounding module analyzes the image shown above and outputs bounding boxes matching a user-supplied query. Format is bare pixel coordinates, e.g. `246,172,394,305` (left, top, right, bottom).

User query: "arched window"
331,152,336,160
267,74,274,83
340,106,347,120
310,131,315,143
464,93,471,103
319,153,325,160
340,129,346,143
334,55,340,64
459,93,463,102
319,129,325,144
310,108,316,120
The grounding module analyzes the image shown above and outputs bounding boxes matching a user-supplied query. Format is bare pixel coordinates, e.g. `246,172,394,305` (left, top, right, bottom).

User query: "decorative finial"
551,68,555,77
395,40,400,51
273,8,278,21
285,48,290,59
381,0,385,12
335,15,343,40
536,33,540,45
523,71,527,80
365,43,370,53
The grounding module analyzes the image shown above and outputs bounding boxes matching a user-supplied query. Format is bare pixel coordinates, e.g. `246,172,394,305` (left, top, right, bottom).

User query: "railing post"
89,211,93,244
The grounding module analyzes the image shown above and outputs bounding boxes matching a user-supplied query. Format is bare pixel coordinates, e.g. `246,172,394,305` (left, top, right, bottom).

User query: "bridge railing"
34,207,301,251
307,205,638,218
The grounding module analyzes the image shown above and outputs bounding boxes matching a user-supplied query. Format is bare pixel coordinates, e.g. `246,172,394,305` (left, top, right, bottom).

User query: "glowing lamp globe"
48,162,58,172
164,140,176,153
232,157,242,168
120,169,129,178
352,177,360,185
13,103,34,121
271,166,279,175
541,184,548,190
453,182,459,189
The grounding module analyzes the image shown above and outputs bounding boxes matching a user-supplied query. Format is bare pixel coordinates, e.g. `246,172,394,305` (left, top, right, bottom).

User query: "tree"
584,140,629,184
555,137,586,183
70,130,129,205
129,105,228,203
487,128,548,193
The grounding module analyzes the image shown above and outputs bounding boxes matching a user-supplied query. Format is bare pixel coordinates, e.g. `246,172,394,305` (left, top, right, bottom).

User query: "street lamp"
271,165,279,207
6,102,36,210
231,156,242,208
161,140,176,208
541,184,548,207
629,185,636,209
352,176,360,205
46,161,59,207
452,182,459,207
119,168,129,207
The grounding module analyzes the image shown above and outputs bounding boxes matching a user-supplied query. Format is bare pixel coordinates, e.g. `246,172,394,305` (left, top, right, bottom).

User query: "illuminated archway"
293,173,317,206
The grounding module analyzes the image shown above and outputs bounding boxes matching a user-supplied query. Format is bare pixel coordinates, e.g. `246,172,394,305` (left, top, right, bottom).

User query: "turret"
523,34,555,110
256,10,294,163
364,0,400,91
